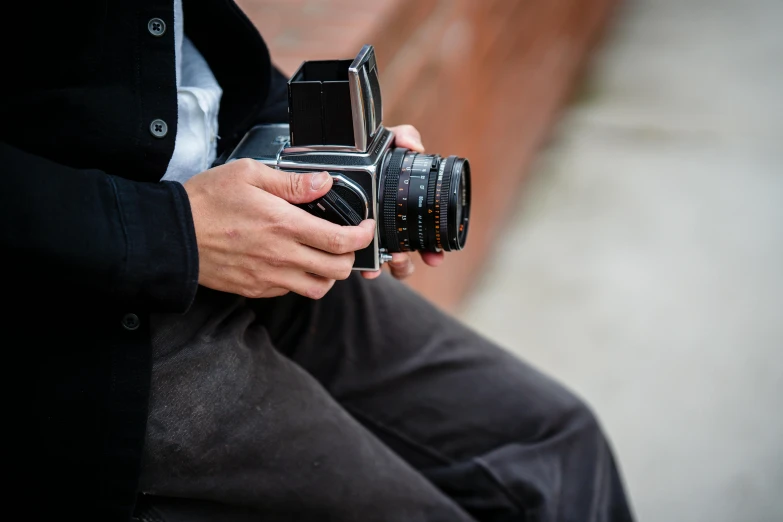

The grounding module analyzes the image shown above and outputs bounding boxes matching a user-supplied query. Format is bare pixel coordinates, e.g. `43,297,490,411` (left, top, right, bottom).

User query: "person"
1,1,635,521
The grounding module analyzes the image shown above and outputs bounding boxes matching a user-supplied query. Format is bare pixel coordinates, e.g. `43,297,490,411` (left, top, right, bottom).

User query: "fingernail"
311,172,330,190
413,139,425,151
360,219,376,231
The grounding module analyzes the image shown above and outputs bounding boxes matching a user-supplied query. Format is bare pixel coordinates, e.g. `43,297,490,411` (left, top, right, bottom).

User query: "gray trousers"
137,274,634,522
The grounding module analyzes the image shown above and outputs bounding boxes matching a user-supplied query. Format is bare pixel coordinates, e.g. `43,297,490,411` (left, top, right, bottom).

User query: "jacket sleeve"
0,141,199,313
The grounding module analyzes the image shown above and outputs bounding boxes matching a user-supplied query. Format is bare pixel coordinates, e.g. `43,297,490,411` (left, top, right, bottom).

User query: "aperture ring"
395,153,416,251
408,154,432,251
425,160,439,251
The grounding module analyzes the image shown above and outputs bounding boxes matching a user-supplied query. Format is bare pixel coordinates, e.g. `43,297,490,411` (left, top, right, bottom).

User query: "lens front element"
380,148,471,253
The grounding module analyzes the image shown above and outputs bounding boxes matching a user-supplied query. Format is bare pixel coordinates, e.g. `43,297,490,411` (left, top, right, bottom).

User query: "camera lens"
379,148,471,253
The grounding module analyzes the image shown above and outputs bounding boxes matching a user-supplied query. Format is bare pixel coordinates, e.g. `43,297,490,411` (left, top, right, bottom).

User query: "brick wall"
237,0,620,311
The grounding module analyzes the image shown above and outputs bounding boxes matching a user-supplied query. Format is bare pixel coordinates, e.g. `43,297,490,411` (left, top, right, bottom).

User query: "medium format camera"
226,45,472,271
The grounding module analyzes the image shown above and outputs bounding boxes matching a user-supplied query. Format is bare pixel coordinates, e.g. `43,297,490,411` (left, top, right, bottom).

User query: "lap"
142,280,474,520
252,274,598,519
142,273,602,521
253,273,586,466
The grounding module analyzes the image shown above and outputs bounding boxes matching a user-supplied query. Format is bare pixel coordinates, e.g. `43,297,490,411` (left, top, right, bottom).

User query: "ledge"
238,0,620,311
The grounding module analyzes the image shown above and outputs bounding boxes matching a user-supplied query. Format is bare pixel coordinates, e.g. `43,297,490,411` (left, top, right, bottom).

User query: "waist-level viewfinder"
288,45,383,151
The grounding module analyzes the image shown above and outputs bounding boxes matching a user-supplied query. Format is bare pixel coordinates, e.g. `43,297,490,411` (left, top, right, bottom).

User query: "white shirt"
161,0,223,183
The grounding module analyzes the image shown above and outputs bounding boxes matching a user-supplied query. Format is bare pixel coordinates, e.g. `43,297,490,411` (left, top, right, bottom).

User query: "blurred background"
239,0,783,520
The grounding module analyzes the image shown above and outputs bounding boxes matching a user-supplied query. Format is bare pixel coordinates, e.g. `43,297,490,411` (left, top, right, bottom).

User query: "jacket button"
150,119,168,138
147,18,166,37
122,313,140,331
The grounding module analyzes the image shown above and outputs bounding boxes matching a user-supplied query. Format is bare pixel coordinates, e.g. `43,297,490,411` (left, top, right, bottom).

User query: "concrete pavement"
458,1,783,520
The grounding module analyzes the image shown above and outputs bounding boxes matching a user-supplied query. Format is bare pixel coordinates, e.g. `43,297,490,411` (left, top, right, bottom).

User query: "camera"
226,45,472,270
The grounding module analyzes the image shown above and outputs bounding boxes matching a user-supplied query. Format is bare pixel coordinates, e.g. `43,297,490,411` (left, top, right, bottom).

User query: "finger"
361,269,383,280
291,244,355,281
245,161,333,204
259,287,290,298
389,124,424,152
232,276,290,299
293,216,376,255
420,251,444,267
274,270,337,300
388,252,415,280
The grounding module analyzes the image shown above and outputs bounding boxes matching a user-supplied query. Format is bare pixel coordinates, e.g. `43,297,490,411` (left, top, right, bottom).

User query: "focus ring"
382,148,406,252
426,163,438,207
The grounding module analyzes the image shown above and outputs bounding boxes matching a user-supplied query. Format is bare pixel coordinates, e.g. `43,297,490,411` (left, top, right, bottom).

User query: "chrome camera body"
226,45,471,271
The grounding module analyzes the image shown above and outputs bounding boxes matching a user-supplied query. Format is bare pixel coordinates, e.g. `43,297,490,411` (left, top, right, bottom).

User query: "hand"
362,124,444,281
184,159,375,299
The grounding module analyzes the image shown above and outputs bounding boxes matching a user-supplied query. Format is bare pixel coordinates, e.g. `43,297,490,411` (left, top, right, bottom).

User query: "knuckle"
254,242,289,269
335,266,352,281
238,271,267,299
362,229,374,247
236,157,256,170
307,289,324,300
306,286,326,300
271,211,288,229
391,260,414,279
234,158,257,177
306,279,335,300
287,172,305,197
242,284,266,299
328,230,347,253
400,124,417,136
389,257,409,269
268,209,289,228
335,254,354,280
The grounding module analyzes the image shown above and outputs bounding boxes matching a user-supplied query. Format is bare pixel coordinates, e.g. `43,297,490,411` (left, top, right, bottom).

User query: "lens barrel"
379,148,471,253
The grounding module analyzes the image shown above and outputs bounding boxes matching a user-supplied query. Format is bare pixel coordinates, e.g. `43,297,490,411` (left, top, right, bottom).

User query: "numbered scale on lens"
395,153,440,252
381,147,470,254
395,153,414,251
408,154,439,251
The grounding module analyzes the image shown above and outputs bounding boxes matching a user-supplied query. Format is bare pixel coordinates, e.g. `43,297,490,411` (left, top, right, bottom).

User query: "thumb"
252,167,333,204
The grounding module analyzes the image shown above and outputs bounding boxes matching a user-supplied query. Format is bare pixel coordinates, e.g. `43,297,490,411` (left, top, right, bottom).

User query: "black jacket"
1,1,287,519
